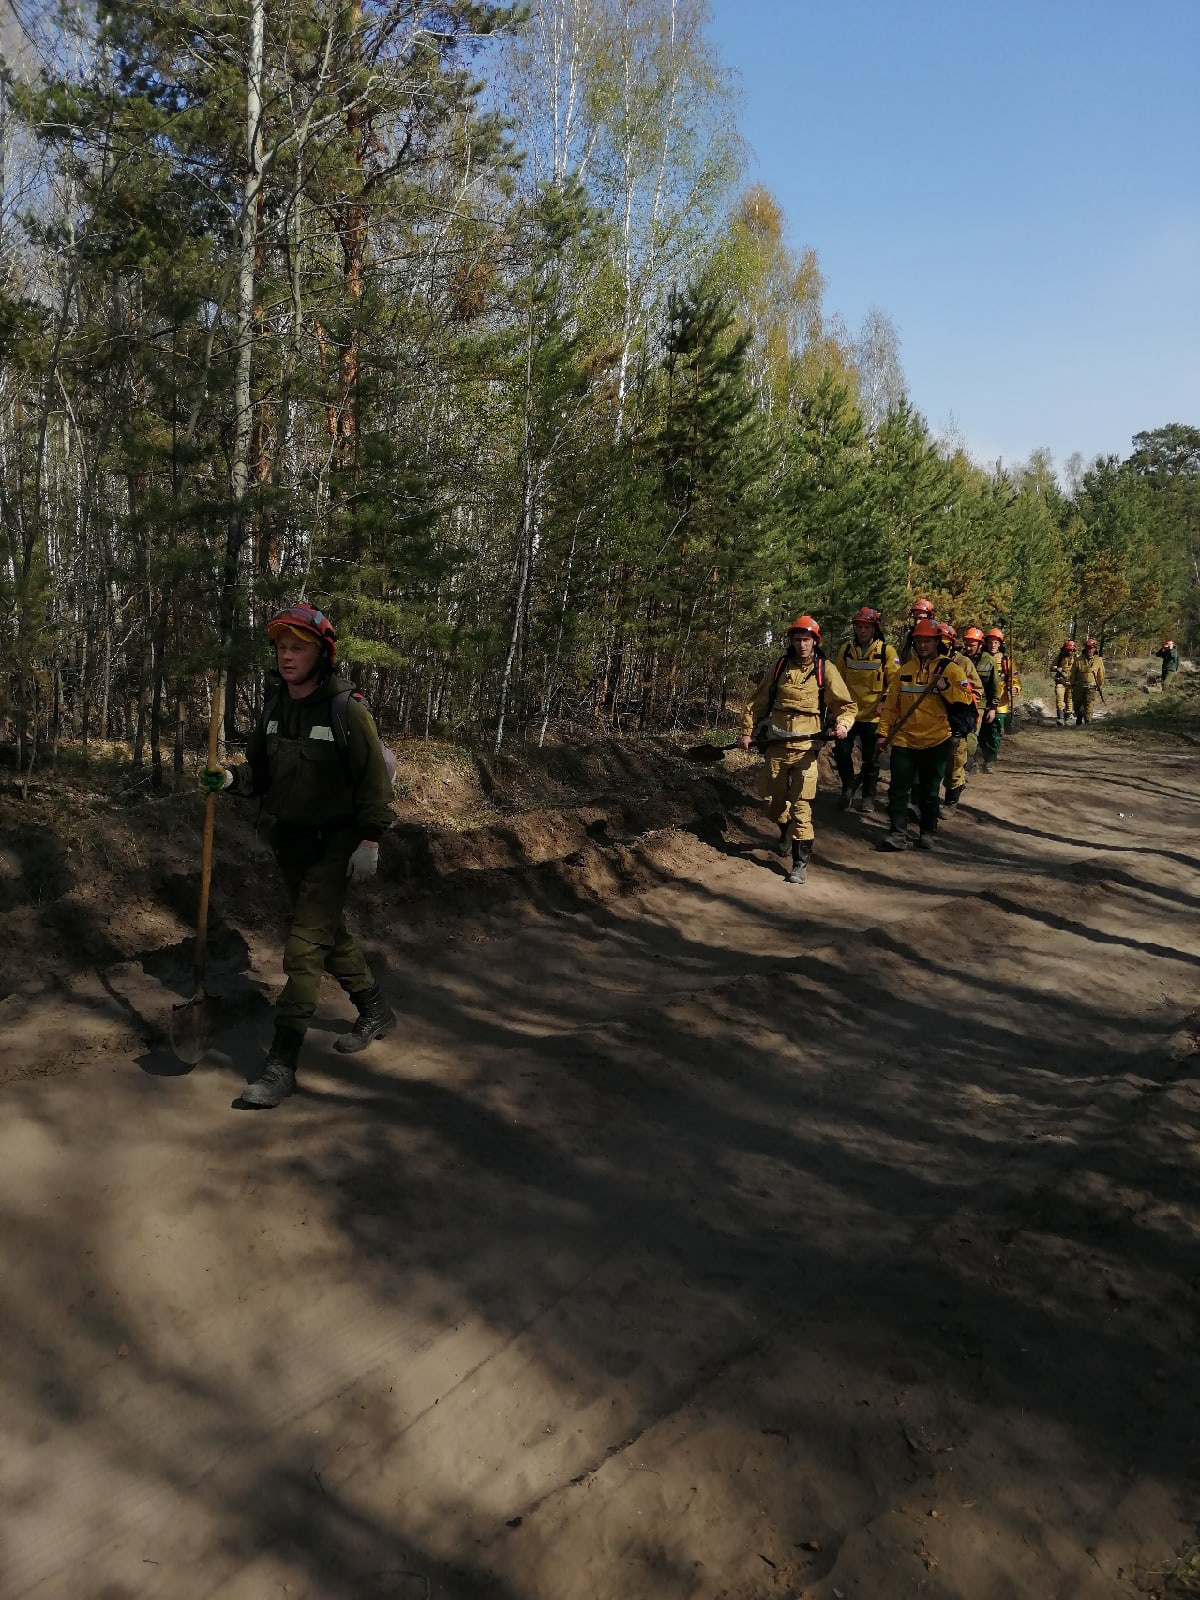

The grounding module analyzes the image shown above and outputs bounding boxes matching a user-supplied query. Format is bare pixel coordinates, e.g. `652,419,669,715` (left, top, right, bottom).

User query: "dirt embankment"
0,736,748,1082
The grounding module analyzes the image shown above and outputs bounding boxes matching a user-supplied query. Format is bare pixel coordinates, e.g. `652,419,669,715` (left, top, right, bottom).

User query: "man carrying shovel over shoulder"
875,617,974,853
738,614,857,886
202,603,396,1108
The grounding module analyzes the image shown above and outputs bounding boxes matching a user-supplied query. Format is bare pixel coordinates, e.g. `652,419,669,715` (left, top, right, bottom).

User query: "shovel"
170,673,226,1064
685,741,740,763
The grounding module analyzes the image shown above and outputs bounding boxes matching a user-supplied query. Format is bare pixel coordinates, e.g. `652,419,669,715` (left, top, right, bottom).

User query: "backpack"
754,651,826,753
259,686,398,790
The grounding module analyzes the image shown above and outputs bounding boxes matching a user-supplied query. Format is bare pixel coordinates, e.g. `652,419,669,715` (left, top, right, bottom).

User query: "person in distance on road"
1157,639,1180,686
940,624,982,811
1071,637,1105,726
832,605,900,814
1053,640,1077,725
875,618,974,852
961,626,998,775
739,615,857,886
202,603,397,1108
978,627,1011,771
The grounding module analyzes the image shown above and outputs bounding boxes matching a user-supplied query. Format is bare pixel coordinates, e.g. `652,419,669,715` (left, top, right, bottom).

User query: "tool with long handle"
685,730,832,763
170,673,226,1064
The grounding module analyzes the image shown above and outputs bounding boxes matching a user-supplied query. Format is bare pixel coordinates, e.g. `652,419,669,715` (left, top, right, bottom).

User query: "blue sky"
705,0,1200,477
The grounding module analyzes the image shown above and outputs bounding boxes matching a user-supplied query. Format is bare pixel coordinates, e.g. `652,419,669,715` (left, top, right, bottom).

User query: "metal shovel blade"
170,987,220,1066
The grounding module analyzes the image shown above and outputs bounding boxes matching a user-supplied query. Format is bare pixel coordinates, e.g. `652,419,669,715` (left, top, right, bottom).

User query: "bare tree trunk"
217,0,267,753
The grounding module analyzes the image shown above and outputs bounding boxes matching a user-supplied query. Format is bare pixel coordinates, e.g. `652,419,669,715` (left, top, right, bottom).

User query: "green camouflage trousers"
274,823,374,1033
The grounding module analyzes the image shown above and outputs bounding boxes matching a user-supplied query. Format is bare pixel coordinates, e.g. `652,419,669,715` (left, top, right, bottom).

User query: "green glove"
201,767,233,793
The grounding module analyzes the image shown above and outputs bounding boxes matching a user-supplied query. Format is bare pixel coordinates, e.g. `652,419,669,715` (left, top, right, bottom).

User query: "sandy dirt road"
2,727,1199,1600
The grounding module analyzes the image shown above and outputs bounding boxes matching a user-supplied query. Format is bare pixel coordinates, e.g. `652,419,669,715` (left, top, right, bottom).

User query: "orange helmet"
911,618,939,641
963,626,985,644
937,622,957,643
267,602,337,663
851,605,881,625
1063,639,1076,652
1165,640,1175,649
910,598,935,617
1085,636,1098,649
788,614,821,642
984,627,1004,642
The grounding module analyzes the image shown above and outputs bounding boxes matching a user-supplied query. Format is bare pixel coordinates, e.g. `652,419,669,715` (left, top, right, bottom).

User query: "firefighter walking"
739,615,857,885
875,618,974,851
978,627,1011,771
203,603,397,1108
1053,640,1076,725
833,605,900,814
1071,637,1105,725
941,624,981,810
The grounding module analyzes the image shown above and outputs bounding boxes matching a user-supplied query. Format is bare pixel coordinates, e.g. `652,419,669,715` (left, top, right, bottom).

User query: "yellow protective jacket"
1054,648,1076,684
741,652,857,748
960,653,984,709
878,653,974,750
1071,654,1105,696
984,648,1015,712
834,638,901,723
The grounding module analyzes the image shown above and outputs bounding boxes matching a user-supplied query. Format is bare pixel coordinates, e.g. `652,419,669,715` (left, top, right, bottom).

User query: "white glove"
346,840,379,883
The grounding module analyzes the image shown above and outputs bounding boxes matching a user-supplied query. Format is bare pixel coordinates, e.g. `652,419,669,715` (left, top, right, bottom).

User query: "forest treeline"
1,0,1197,781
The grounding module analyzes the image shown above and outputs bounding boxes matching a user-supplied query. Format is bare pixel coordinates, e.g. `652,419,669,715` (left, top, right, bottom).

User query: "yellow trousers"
1055,680,1073,715
759,746,820,842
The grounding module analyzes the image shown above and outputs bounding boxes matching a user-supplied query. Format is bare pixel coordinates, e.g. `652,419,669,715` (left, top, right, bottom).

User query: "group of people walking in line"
739,599,1086,886
1052,637,1106,726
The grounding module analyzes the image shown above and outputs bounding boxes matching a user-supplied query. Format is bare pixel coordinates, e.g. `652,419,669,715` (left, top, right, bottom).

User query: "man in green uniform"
1157,640,1180,685
833,605,900,813
203,603,396,1107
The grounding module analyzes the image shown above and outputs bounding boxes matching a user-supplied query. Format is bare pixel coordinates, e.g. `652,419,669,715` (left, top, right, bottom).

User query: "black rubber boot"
856,783,875,814
943,785,964,811
1056,712,1064,726
334,985,398,1054
241,1024,303,1108
775,823,790,856
787,841,811,885
836,786,853,811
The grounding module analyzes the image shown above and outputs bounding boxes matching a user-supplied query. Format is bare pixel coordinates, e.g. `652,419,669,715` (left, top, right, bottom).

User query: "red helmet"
788,614,821,642
963,626,985,644
937,622,957,643
984,627,1004,641
1063,639,1076,652
1085,636,1098,649
267,602,338,663
1165,640,1175,649
910,598,935,617
852,605,880,625
911,618,939,641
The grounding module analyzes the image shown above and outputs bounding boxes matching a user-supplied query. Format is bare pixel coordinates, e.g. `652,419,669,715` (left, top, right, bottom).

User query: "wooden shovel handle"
193,670,227,991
